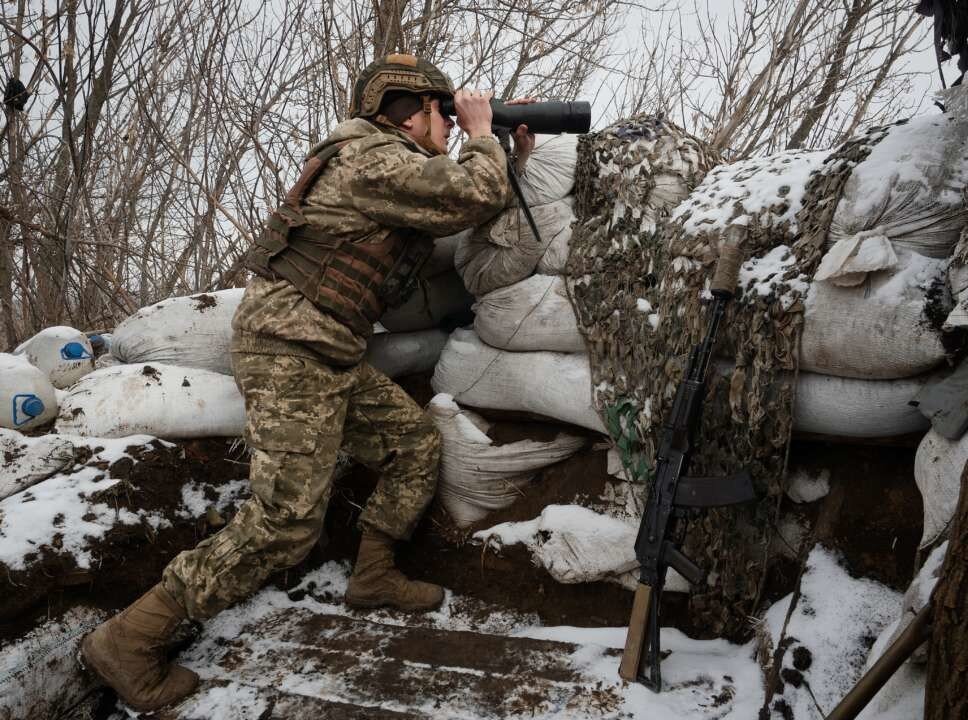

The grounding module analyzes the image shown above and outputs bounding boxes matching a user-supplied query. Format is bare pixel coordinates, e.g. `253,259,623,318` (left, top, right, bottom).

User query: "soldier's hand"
506,97,537,171
454,89,494,140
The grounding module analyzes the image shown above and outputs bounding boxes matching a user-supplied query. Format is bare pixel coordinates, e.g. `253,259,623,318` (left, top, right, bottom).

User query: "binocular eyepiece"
438,97,591,135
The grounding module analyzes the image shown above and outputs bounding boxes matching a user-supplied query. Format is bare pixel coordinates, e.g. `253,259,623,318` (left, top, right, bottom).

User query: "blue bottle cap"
22,396,44,417
60,342,92,360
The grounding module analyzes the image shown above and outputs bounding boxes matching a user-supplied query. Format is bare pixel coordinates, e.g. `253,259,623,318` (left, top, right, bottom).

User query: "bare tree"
0,0,623,347
0,0,934,347
612,0,930,158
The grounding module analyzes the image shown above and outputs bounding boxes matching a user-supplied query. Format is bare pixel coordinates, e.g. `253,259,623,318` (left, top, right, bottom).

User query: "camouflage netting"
567,116,894,637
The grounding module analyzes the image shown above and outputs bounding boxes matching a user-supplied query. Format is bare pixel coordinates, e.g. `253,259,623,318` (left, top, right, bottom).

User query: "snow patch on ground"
786,468,831,504
0,435,168,570
163,560,767,720
176,478,250,520
762,546,901,719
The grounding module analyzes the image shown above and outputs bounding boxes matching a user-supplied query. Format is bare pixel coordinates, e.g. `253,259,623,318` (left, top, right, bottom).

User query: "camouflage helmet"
350,54,455,119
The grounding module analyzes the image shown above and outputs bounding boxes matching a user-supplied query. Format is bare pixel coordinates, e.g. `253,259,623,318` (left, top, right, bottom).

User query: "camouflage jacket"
233,118,510,365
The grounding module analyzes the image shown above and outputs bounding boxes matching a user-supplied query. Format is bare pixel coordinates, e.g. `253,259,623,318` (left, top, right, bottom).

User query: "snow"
176,478,249,520
173,682,270,720
737,245,810,309
843,115,968,225
671,150,827,236
166,560,765,720
761,546,901,719
0,435,168,570
853,543,946,720
869,251,945,302
786,468,831,504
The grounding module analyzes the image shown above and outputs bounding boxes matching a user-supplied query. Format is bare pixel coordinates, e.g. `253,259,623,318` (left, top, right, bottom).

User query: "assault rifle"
618,243,756,692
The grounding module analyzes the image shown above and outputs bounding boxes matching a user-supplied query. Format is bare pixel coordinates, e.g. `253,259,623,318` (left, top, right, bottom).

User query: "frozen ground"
114,561,765,720
72,547,916,720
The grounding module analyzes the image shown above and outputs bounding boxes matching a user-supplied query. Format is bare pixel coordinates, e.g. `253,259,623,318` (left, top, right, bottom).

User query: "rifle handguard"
710,243,743,297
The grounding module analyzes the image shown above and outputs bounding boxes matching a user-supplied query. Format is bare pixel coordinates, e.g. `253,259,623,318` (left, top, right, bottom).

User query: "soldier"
81,54,535,712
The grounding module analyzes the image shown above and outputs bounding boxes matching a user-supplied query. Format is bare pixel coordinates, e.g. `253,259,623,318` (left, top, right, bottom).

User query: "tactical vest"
244,142,433,337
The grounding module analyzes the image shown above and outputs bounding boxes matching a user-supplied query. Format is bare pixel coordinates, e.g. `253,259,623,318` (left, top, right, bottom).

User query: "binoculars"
438,97,591,134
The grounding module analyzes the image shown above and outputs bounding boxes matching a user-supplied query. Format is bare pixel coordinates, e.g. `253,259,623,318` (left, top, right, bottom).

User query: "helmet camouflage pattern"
350,54,455,119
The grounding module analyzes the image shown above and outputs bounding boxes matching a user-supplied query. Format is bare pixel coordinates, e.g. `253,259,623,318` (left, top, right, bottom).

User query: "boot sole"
344,592,444,613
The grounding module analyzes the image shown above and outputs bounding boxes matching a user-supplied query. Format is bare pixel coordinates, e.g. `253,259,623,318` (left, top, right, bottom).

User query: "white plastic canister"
0,353,59,430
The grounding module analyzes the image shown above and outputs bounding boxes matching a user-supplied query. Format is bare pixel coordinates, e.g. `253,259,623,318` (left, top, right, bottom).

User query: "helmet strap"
375,94,445,156
415,94,446,156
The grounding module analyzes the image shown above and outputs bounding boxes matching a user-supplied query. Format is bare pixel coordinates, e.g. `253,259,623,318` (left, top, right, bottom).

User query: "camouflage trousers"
162,349,442,620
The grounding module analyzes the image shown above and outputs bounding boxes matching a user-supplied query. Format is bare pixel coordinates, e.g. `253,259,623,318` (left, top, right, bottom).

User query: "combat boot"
81,584,199,712
345,531,445,611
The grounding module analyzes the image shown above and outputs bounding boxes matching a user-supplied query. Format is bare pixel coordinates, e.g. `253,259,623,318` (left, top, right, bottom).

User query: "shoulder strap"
282,141,349,208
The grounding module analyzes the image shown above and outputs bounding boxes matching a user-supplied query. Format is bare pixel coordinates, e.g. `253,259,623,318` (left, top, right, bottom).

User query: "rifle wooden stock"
825,604,932,720
619,584,653,681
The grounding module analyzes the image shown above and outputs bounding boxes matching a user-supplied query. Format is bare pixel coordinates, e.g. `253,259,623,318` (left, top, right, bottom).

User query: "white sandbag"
474,504,690,592
111,289,244,375
0,429,76,501
94,352,122,369
0,354,58,432
830,103,968,260
432,329,606,433
535,216,572,275
0,606,107,720
428,394,586,527
801,250,949,379
436,332,933,439
473,275,584,353
455,197,575,297
55,363,244,439
914,429,964,547
421,231,469,278
517,134,578,206
380,270,473,332
366,329,449,378
793,371,931,438
14,326,94,389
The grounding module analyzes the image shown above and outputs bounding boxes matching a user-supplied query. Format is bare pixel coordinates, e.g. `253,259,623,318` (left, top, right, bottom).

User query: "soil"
0,439,249,644
191,293,218,311
2,373,926,673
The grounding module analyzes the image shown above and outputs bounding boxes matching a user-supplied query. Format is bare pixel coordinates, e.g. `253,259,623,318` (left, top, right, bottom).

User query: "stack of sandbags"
666,109,968,439
432,329,931,439
788,108,968,437
455,134,578,300
431,137,606,528
464,138,587,355
64,252,468,440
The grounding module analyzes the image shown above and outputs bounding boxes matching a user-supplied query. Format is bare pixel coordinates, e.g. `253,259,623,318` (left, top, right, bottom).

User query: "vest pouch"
245,204,309,278
269,225,344,306
380,235,434,308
